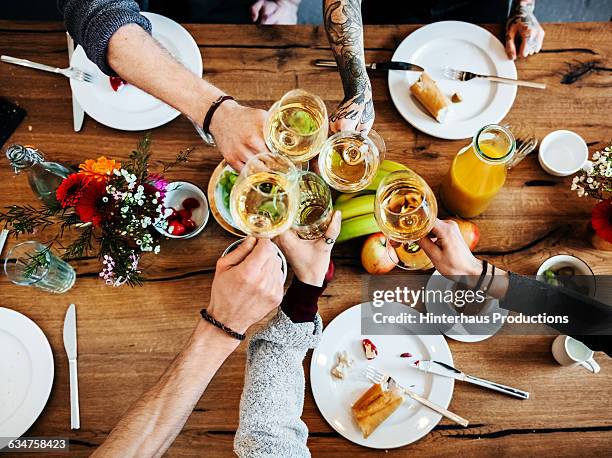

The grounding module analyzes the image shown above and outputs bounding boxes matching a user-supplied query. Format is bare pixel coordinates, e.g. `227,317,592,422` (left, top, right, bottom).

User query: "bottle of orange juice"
440,125,515,218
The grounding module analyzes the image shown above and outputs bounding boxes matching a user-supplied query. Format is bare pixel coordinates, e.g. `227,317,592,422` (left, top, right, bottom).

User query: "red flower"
592,199,612,244
75,180,111,227
56,173,91,208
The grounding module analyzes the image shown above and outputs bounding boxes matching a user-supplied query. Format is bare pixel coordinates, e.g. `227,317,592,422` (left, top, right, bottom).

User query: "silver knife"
415,360,530,400
63,304,80,429
66,33,85,132
315,59,424,72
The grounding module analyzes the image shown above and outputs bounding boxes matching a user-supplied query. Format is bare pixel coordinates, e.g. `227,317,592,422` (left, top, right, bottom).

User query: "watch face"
190,117,216,146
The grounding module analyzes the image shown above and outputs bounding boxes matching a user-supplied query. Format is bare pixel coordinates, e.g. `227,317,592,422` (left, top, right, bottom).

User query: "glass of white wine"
264,89,328,164
318,129,385,192
374,169,437,270
293,171,333,240
230,152,299,238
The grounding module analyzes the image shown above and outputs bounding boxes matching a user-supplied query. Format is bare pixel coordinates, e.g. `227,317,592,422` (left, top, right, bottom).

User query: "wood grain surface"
0,22,610,457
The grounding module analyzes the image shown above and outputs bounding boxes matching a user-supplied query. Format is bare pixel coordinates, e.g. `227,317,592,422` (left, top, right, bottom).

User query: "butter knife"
66,33,85,132
63,304,80,429
315,59,424,72
415,360,530,400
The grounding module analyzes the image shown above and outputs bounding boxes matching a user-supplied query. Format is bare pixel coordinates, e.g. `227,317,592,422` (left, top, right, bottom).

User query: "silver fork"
1,55,94,83
366,366,469,427
444,67,546,89
504,123,539,169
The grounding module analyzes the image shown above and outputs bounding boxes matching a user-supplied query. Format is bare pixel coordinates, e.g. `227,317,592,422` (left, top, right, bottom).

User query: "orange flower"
79,156,121,181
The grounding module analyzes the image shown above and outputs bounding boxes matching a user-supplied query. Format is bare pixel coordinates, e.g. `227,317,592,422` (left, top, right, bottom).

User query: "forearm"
510,0,536,16
323,0,369,98
108,24,228,125
93,320,239,458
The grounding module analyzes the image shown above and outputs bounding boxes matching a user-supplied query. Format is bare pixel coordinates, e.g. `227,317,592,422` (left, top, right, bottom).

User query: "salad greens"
286,110,318,135
219,170,238,210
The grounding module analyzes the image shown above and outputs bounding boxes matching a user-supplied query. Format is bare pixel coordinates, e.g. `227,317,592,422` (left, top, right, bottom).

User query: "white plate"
70,12,203,131
310,303,454,449
425,271,507,343
388,21,517,140
0,308,54,449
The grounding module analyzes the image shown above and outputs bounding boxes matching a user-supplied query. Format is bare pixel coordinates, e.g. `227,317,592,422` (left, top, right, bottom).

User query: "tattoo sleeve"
508,0,536,23
323,0,369,99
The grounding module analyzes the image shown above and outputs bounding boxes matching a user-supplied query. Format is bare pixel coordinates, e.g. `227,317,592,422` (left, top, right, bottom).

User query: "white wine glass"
264,89,328,164
293,171,333,240
318,129,385,192
229,152,300,238
374,169,437,270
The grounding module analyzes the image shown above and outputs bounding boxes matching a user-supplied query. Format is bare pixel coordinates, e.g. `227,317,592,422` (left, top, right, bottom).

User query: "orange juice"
440,125,515,218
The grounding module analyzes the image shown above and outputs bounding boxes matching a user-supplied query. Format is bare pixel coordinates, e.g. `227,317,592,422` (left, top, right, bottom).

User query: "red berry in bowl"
182,197,200,210
178,209,192,220
168,220,186,236
183,219,197,232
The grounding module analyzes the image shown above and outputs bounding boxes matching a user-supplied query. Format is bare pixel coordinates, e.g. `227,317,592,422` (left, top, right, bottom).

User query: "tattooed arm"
323,0,374,134
506,0,545,60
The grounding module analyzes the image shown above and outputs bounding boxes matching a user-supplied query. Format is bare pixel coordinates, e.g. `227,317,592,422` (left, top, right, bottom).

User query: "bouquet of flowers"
1,135,193,286
571,144,612,244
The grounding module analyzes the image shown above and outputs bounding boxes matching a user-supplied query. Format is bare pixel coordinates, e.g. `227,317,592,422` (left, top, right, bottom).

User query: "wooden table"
1,21,611,457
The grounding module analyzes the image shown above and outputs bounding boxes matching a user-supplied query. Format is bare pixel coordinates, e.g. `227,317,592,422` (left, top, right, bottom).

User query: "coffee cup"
551,335,600,373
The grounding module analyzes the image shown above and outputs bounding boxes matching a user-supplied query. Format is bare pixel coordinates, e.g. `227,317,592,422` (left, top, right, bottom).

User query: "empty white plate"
0,308,54,449
388,21,517,140
70,12,203,131
310,303,454,449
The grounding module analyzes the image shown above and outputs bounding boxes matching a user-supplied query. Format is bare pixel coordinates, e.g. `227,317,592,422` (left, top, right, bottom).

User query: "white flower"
154,245,161,254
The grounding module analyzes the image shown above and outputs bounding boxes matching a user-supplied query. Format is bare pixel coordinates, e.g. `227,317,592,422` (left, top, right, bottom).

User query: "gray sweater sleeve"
234,310,322,458
58,0,152,75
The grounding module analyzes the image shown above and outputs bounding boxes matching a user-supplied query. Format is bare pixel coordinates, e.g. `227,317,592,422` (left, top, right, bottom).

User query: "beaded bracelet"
200,309,246,341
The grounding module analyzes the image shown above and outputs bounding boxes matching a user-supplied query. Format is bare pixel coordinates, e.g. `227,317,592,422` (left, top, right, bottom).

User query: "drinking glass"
318,129,385,192
293,171,333,240
4,241,76,293
264,89,328,163
374,169,437,270
230,152,300,238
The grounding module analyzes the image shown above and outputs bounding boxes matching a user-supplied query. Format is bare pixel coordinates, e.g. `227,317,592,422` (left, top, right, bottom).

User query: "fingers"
329,117,359,134
417,235,442,262
324,210,342,241
219,236,256,269
536,28,545,53
227,157,245,172
244,238,279,271
250,0,265,22
505,24,518,60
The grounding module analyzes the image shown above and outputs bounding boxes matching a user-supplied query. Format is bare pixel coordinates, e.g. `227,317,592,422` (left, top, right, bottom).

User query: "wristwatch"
191,95,235,146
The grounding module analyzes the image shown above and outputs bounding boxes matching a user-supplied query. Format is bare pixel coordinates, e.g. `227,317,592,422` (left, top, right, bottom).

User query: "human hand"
417,219,483,277
208,237,284,333
274,210,342,286
251,0,299,25
506,1,545,60
329,87,374,134
209,101,268,171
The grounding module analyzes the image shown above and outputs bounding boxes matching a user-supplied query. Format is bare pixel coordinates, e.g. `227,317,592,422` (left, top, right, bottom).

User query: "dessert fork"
1,55,94,83
444,67,546,89
366,366,469,427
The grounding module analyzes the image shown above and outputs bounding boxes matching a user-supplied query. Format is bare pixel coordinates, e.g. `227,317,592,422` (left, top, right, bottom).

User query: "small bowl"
156,181,209,239
222,238,288,282
536,254,596,296
538,130,588,177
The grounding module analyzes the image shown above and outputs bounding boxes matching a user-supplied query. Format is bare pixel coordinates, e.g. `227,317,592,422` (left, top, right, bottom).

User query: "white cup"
538,130,588,177
222,238,288,282
551,335,600,373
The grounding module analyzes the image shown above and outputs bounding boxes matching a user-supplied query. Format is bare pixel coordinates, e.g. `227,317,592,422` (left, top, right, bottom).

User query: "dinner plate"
388,21,517,140
70,12,203,131
310,303,454,449
425,271,508,342
207,161,245,237
0,308,54,450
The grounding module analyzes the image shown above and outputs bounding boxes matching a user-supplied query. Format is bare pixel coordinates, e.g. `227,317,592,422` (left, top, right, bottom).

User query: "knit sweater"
234,310,322,458
58,0,151,75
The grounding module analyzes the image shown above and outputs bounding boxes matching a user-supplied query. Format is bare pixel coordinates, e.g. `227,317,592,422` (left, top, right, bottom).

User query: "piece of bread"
410,72,450,123
352,384,403,438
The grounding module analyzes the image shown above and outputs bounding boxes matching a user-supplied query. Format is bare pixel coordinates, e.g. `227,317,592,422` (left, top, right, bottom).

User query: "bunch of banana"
335,160,409,243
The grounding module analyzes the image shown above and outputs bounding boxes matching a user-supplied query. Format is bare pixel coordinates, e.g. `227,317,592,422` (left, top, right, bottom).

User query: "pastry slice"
410,72,450,123
352,383,403,438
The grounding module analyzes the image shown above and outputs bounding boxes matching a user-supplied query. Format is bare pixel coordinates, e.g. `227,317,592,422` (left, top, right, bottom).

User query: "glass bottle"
6,144,71,207
440,124,516,218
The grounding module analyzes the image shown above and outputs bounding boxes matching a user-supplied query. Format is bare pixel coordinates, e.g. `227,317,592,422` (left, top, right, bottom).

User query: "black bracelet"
484,264,496,294
200,308,246,341
202,95,235,137
473,260,488,291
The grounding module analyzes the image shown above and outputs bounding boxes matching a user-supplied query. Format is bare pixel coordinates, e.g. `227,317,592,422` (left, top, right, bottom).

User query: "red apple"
361,233,396,275
446,217,480,250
